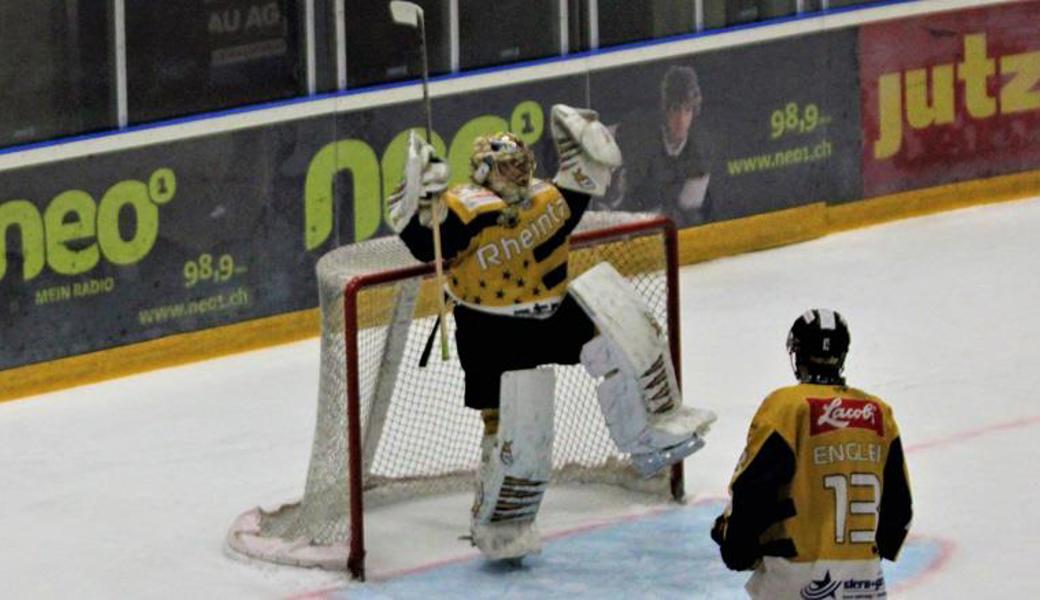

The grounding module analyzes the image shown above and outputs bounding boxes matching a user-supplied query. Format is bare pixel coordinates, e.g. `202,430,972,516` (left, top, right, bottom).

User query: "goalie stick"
417,314,440,368
391,0,450,361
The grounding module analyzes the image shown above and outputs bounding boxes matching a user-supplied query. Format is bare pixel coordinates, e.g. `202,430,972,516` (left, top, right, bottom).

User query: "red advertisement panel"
860,2,1040,197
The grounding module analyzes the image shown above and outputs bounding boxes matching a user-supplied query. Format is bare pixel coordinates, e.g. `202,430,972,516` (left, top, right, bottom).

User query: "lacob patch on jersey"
807,397,885,437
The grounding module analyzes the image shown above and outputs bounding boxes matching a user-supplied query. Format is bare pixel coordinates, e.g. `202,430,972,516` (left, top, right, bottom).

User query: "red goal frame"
341,216,683,580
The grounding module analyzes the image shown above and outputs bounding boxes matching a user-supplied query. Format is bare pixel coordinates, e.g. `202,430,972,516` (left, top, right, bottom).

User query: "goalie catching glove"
387,130,451,233
550,104,622,197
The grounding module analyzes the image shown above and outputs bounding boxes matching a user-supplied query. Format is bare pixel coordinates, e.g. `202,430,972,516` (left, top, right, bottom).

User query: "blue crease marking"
336,500,942,599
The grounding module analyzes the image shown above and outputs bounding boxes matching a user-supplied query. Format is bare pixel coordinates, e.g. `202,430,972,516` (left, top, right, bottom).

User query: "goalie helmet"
786,309,850,385
470,132,536,204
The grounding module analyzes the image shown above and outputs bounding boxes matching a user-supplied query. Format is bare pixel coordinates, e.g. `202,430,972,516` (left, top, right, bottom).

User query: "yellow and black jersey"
398,180,594,410
399,179,590,317
715,383,912,571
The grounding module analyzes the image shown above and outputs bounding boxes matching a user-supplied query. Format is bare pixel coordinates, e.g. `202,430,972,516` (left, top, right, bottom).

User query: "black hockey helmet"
786,309,850,385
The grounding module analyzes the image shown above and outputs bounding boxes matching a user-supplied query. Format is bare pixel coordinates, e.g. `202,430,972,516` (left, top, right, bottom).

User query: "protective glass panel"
703,0,797,30
125,0,305,124
0,2,114,148
825,0,883,8
598,0,695,48
458,0,561,71
344,0,451,89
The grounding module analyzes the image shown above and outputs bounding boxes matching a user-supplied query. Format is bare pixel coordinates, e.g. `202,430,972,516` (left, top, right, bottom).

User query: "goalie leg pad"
570,263,682,413
583,335,698,455
586,347,713,476
572,263,716,475
471,368,555,559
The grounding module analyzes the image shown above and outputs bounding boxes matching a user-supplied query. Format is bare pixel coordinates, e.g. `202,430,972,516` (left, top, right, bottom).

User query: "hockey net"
227,212,683,579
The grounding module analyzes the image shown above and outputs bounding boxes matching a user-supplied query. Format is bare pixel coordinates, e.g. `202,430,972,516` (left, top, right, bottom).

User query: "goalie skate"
631,434,706,478
631,406,715,476
470,520,543,560
649,406,716,438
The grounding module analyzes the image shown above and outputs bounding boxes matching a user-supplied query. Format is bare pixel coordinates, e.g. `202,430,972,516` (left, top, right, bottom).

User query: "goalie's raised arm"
550,104,622,197
387,130,451,233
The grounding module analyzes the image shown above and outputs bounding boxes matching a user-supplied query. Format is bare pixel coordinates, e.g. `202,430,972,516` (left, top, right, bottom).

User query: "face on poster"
589,29,862,227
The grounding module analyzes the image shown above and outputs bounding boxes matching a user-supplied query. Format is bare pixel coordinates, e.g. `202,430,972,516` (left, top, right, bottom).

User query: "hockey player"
712,309,912,599
387,104,715,561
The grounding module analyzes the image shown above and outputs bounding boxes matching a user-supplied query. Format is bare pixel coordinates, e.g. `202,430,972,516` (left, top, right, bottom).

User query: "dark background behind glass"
704,0,797,29
458,0,560,71
344,0,450,89
598,0,695,48
125,0,305,124
0,0,884,150
0,2,114,147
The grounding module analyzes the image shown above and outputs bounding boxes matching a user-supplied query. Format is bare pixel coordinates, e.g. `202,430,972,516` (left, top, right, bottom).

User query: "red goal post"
227,212,684,580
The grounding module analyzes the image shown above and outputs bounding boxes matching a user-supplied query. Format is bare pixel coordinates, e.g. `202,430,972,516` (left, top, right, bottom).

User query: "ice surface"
3,197,1039,598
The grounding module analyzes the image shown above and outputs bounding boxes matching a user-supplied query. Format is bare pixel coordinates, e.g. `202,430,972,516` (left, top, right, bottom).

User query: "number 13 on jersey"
824,473,880,544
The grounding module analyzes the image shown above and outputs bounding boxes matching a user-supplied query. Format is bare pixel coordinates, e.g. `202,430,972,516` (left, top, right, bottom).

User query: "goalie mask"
470,132,536,204
786,309,850,385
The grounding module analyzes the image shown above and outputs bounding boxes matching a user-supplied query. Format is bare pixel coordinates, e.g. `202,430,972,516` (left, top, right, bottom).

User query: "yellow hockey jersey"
715,383,913,599
399,179,588,317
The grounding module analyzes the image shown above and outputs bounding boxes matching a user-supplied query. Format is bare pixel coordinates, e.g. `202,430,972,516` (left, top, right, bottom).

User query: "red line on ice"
904,414,1040,454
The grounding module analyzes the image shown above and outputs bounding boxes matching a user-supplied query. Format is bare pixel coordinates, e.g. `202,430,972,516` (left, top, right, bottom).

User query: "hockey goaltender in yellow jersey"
713,309,912,600
388,109,715,562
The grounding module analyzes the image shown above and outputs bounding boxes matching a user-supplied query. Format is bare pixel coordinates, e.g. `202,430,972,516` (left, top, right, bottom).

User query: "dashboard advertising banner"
0,76,584,370
16,2,1036,375
588,29,862,227
860,1,1040,197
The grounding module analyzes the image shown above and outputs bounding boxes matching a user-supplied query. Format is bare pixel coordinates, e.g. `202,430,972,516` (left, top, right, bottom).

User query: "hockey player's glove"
712,513,797,571
550,104,622,197
388,130,450,232
711,514,761,572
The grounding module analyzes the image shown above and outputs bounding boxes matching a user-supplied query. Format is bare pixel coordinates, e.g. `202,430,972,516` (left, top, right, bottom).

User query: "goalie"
388,104,716,562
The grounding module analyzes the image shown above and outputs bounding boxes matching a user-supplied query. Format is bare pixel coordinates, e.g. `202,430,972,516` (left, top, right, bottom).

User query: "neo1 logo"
0,168,177,283
303,100,544,250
